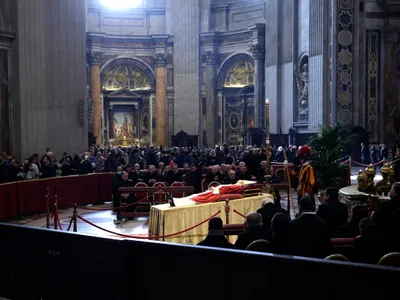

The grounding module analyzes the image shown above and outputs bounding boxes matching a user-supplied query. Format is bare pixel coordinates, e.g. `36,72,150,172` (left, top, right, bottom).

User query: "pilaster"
89,51,102,145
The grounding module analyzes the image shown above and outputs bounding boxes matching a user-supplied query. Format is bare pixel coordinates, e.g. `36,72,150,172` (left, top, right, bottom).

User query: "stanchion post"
224,200,230,225
46,188,50,229
54,201,58,230
73,204,78,232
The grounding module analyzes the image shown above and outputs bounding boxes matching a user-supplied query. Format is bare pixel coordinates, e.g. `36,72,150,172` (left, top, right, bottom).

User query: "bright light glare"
101,0,143,9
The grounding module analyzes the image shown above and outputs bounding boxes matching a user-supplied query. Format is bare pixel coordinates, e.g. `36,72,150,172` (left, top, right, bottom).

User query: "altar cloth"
148,194,271,244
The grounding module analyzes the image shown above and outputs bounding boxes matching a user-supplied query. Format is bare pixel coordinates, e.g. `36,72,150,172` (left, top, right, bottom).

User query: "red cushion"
219,194,243,201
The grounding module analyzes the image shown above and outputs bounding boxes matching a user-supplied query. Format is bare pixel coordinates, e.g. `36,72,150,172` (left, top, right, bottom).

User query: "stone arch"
100,57,156,91
217,52,255,89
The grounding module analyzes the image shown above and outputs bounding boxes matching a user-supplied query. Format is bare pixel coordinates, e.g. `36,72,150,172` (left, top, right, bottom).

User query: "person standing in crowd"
111,166,124,213
289,146,315,202
40,155,56,178
316,187,349,237
360,142,368,165
289,196,331,258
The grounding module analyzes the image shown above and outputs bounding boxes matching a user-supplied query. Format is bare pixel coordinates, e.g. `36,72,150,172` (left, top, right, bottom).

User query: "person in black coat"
223,169,238,184
262,213,291,255
385,209,400,253
336,204,368,238
0,152,11,183
257,196,288,231
374,182,400,234
112,166,124,212
353,218,386,264
289,196,331,258
40,155,57,178
316,187,349,237
234,213,271,250
197,217,233,249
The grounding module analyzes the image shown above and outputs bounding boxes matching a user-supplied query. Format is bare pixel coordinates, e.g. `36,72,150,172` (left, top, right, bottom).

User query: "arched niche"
100,57,156,92
217,53,255,89
216,53,255,145
100,58,155,147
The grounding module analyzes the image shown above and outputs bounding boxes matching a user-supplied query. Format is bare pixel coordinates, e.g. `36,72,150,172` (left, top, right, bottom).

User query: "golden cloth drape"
148,194,268,245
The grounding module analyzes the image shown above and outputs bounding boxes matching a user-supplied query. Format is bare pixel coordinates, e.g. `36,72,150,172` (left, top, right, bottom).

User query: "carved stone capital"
202,51,219,65
250,44,265,60
88,51,101,65
154,53,168,67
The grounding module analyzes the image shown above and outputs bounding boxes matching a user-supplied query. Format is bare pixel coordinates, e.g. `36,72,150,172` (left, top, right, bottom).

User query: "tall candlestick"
264,98,272,194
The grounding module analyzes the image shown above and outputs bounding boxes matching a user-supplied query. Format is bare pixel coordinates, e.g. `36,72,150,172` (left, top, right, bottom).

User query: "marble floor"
8,202,149,239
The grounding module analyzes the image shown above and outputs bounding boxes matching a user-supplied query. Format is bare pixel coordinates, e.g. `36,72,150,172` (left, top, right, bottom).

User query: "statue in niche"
294,54,309,121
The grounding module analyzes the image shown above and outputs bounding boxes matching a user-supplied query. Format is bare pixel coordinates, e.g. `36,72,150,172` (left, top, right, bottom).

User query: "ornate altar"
101,61,153,147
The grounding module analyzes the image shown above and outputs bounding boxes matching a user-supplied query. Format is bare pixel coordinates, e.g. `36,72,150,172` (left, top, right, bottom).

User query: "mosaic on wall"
366,30,380,143
224,60,254,88
336,0,354,127
102,65,150,91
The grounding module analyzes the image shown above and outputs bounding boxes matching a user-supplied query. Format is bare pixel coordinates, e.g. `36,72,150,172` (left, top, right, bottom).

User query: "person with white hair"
234,212,271,250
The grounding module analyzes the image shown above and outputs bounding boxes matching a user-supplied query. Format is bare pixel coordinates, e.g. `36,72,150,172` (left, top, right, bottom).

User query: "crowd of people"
0,144,300,184
198,185,400,264
1,143,400,265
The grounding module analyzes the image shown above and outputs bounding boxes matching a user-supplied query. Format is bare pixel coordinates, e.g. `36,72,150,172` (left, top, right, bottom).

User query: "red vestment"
190,185,244,204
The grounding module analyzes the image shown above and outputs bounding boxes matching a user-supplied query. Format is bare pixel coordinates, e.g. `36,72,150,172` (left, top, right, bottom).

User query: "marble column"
202,51,218,147
90,52,102,145
250,44,265,129
383,28,400,145
108,105,114,143
150,93,156,145
154,54,167,146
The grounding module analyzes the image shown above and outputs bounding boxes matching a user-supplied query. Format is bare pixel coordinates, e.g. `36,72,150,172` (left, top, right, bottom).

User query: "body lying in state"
168,180,273,207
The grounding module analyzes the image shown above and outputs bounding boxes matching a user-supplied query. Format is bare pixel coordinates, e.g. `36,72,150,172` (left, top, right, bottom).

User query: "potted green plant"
309,124,354,188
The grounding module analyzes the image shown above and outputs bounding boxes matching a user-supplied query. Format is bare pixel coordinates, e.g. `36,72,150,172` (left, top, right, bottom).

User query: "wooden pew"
118,186,195,218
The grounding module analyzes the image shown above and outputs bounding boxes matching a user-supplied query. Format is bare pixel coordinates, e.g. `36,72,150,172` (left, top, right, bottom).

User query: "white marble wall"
308,55,324,133
87,0,166,35
280,63,294,133
265,65,278,134
170,0,200,136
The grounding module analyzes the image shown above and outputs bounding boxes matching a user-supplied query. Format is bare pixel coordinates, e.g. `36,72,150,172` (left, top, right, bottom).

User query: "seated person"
386,209,400,253
125,164,139,184
353,218,386,264
234,212,271,250
255,161,268,182
257,195,288,231
205,165,224,184
289,196,331,258
336,204,368,238
262,213,291,255
197,217,233,249
115,171,137,221
316,187,349,237
143,165,163,186
111,166,124,212
237,163,253,181
165,163,183,185
223,169,238,184
133,163,144,182
374,182,400,234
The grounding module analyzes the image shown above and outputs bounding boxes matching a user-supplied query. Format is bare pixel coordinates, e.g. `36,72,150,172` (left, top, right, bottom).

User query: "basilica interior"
0,0,398,158
1,0,400,299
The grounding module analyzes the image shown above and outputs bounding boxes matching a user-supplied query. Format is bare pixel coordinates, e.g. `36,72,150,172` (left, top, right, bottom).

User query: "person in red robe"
167,180,257,207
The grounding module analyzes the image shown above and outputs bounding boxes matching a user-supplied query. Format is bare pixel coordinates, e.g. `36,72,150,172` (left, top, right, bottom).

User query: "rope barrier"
57,193,155,211
233,209,246,219
352,159,385,167
77,210,221,239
